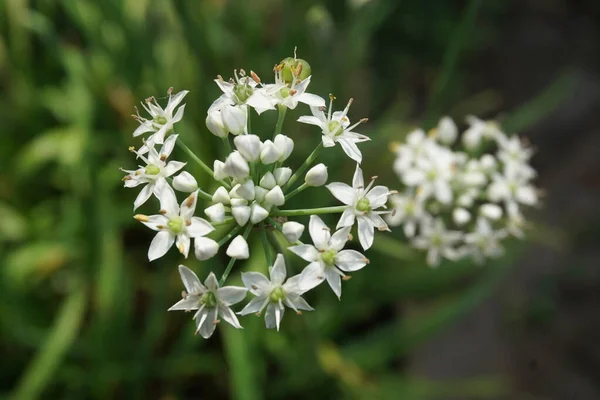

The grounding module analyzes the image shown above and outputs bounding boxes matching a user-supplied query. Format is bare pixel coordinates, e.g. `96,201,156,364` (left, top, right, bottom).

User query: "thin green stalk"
219,223,253,285
274,104,287,137
285,182,308,201
271,205,346,217
222,137,232,154
284,142,323,191
247,110,252,134
218,224,243,247
177,139,231,189
260,222,273,267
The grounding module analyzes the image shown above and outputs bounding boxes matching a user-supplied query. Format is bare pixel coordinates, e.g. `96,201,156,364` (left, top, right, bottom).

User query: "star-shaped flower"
463,217,507,264
239,254,313,330
169,266,247,338
289,215,368,298
412,217,463,267
135,185,216,261
133,89,188,149
122,135,185,210
326,164,393,250
209,70,275,115
298,96,369,163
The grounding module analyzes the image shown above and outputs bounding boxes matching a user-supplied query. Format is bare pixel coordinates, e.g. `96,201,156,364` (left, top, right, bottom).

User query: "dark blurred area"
1,0,600,399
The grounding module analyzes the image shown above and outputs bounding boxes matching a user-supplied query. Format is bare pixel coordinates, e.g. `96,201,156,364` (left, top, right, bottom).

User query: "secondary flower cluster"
122,55,394,337
387,116,539,266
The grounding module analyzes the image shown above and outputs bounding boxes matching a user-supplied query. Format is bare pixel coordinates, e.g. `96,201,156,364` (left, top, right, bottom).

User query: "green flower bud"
279,57,312,83
356,197,371,213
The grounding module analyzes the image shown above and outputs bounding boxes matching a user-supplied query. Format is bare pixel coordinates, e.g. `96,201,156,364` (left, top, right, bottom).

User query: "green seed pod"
279,57,312,83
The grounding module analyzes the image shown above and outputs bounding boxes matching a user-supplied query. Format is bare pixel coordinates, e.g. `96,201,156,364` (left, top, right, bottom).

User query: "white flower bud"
232,205,251,226
250,203,269,224
274,134,294,162
260,140,281,164
265,186,285,206
222,104,247,136
236,179,255,201
437,116,458,145
274,167,292,186
462,126,482,150
206,110,227,138
254,187,268,203
480,203,503,220
480,154,497,173
173,171,198,192
234,134,262,162
204,203,225,223
226,235,249,259
305,163,328,187
282,221,305,243
230,198,248,207
224,151,249,179
194,237,219,260
214,160,228,180
452,208,471,226
212,186,230,204
259,172,276,189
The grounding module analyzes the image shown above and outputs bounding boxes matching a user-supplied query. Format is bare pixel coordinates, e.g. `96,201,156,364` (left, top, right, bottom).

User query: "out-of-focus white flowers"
388,116,540,266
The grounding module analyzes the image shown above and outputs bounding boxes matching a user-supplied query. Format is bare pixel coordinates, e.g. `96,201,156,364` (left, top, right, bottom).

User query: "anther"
160,154,167,161
250,70,261,83
239,69,246,76
289,89,297,96
128,146,136,152
156,225,164,230
182,290,188,299
185,220,191,226
329,94,336,101
167,87,173,95
134,214,149,222
255,312,261,317
363,258,370,264
296,311,303,316
348,233,353,241
159,209,167,215
212,319,221,325
217,75,224,81
122,176,131,181
178,244,185,254
251,285,258,290
391,208,397,217
359,118,369,123
135,171,141,175
185,196,195,208
342,276,352,281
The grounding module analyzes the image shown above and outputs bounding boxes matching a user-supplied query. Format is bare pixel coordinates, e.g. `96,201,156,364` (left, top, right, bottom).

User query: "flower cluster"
122,54,395,337
388,116,540,266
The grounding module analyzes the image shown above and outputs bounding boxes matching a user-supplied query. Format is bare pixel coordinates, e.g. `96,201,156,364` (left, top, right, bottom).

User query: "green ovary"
200,291,217,308
327,120,344,136
234,84,253,103
167,217,184,234
154,116,167,125
145,164,160,175
321,249,337,266
269,287,285,303
356,197,371,213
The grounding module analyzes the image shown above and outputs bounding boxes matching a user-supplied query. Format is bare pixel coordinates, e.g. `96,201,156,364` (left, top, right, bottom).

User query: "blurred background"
1,0,600,399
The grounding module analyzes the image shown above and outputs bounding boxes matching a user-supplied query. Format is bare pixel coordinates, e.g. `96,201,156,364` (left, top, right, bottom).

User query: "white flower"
488,164,538,208
464,217,507,264
265,186,285,207
122,135,185,210
169,266,247,338
133,90,188,147
226,235,250,259
496,134,536,179
412,217,463,267
452,207,472,226
274,167,292,186
462,115,502,150
305,163,328,187
209,71,275,115
479,203,503,220
436,116,458,145
267,69,325,110
135,186,214,261
223,151,250,179
326,164,393,249
289,216,368,298
239,254,313,330
385,192,427,237
401,144,455,205
282,221,305,243
213,160,228,180
298,97,369,163
173,171,198,192
212,186,230,204
392,129,432,174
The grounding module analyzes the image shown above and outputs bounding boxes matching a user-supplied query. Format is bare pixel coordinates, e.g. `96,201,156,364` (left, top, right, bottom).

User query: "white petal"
158,184,179,216
231,205,251,226
434,181,453,204
250,203,269,224
168,296,200,311
366,185,390,209
402,169,426,186
265,186,285,206
197,308,218,339
297,115,324,128
148,231,175,261
288,244,320,262
163,161,186,177
173,171,198,192
176,234,191,258
139,214,169,231
226,235,249,259
352,164,364,189
329,226,351,251
217,286,248,306
165,90,189,116
187,217,214,237
194,237,219,260
325,268,342,299
308,215,331,250
336,208,355,229
204,203,226,223
295,92,326,107
335,250,367,272
298,261,325,292
241,272,271,295
179,191,198,220
357,216,374,250
178,265,205,294
282,221,305,243
284,294,314,311
218,305,243,329
273,167,292,186
212,186,230,204
269,254,287,285
239,296,268,315
246,91,276,113
265,303,283,330
326,183,356,205
338,139,363,163
133,184,154,211
204,272,219,291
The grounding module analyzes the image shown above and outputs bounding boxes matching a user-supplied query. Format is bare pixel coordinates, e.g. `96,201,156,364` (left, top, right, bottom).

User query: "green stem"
217,224,243,246
219,223,253,285
274,104,287,137
284,182,308,201
222,137,232,154
247,110,252,134
212,217,235,227
177,139,231,189
260,222,273,267
284,142,323,191
271,205,347,217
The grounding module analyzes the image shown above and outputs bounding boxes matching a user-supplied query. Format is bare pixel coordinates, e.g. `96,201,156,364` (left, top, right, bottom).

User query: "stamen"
182,290,188,299
363,258,370,264
185,220,192,226
289,89,297,96
167,87,173,96
293,46,297,60
239,69,246,77
217,74,224,81
342,275,352,281
185,195,195,208
159,209,167,215
251,284,258,290
250,70,261,83
340,97,354,119
178,243,185,254
328,94,336,121
134,214,149,222
212,319,221,325
156,225,164,230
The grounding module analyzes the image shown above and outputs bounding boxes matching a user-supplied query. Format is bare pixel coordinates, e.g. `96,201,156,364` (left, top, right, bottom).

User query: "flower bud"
480,154,497,174
232,205,251,226
260,140,281,164
437,116,457,145
452,208,471,226
480,203,503,220
274,134,294,162
194,237,219,260
305,163,328,186
204,203,225,223
234,134,262,162
222,104,247,136
212,186,230,204
224,151,250,179
206,110,227,138
173,171,198,192
226,235,249,259
214,160,228,180
230,198,248,207
254,187,268,203
250,203,269,224
265,186,285,206
259,172,276,189
236,179,256,201
282,221,305,243
274,167,292,186
279,57,312,83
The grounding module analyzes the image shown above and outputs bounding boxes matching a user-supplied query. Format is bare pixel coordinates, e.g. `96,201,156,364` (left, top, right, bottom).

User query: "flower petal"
329,226,351,251
180,190,198,220
336,208,355,229
239,296,268,315
357,216,374,250
133,183,154,211
163,161,186,177
178,265,205,294
269,254,287,286
297,115,324,128
148,230,175,261
338,139,363,163
176,234,191,258
204,272,219,291
187,217,215,238
285,294,314,311
217,286,248,306
264,303,282,330
158,184,179,215
336,250,368,272
296,92,326,108
309,215,331,250
298,261,325,292
218,305,243,329
325,268,342,299
197,308,218,339
241,272,271,295
288,244,320,262
326,183,356,205
352,164,364,189
168,296,200,311
366,185,390,209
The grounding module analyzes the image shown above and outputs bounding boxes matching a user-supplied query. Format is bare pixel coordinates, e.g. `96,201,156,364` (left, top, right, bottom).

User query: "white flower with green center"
135,185,216,261
133,89,188,149
122,135,185,210
265,61,325,110
169,266,248,339
289,215,368,298
326,164,393,250
385,192,427,238
239,254,313,331
298,96,369,163
463,217,508,264
488,164,538,210
412,217,463,267
209,70,275,115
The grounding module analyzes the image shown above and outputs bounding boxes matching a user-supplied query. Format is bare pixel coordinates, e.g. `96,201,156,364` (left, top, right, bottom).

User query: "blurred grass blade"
221,327,261,400
11,286,86,400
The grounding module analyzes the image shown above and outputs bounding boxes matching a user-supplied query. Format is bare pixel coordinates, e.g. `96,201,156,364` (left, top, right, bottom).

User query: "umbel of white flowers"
387,116,540,267
122,53,395,338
